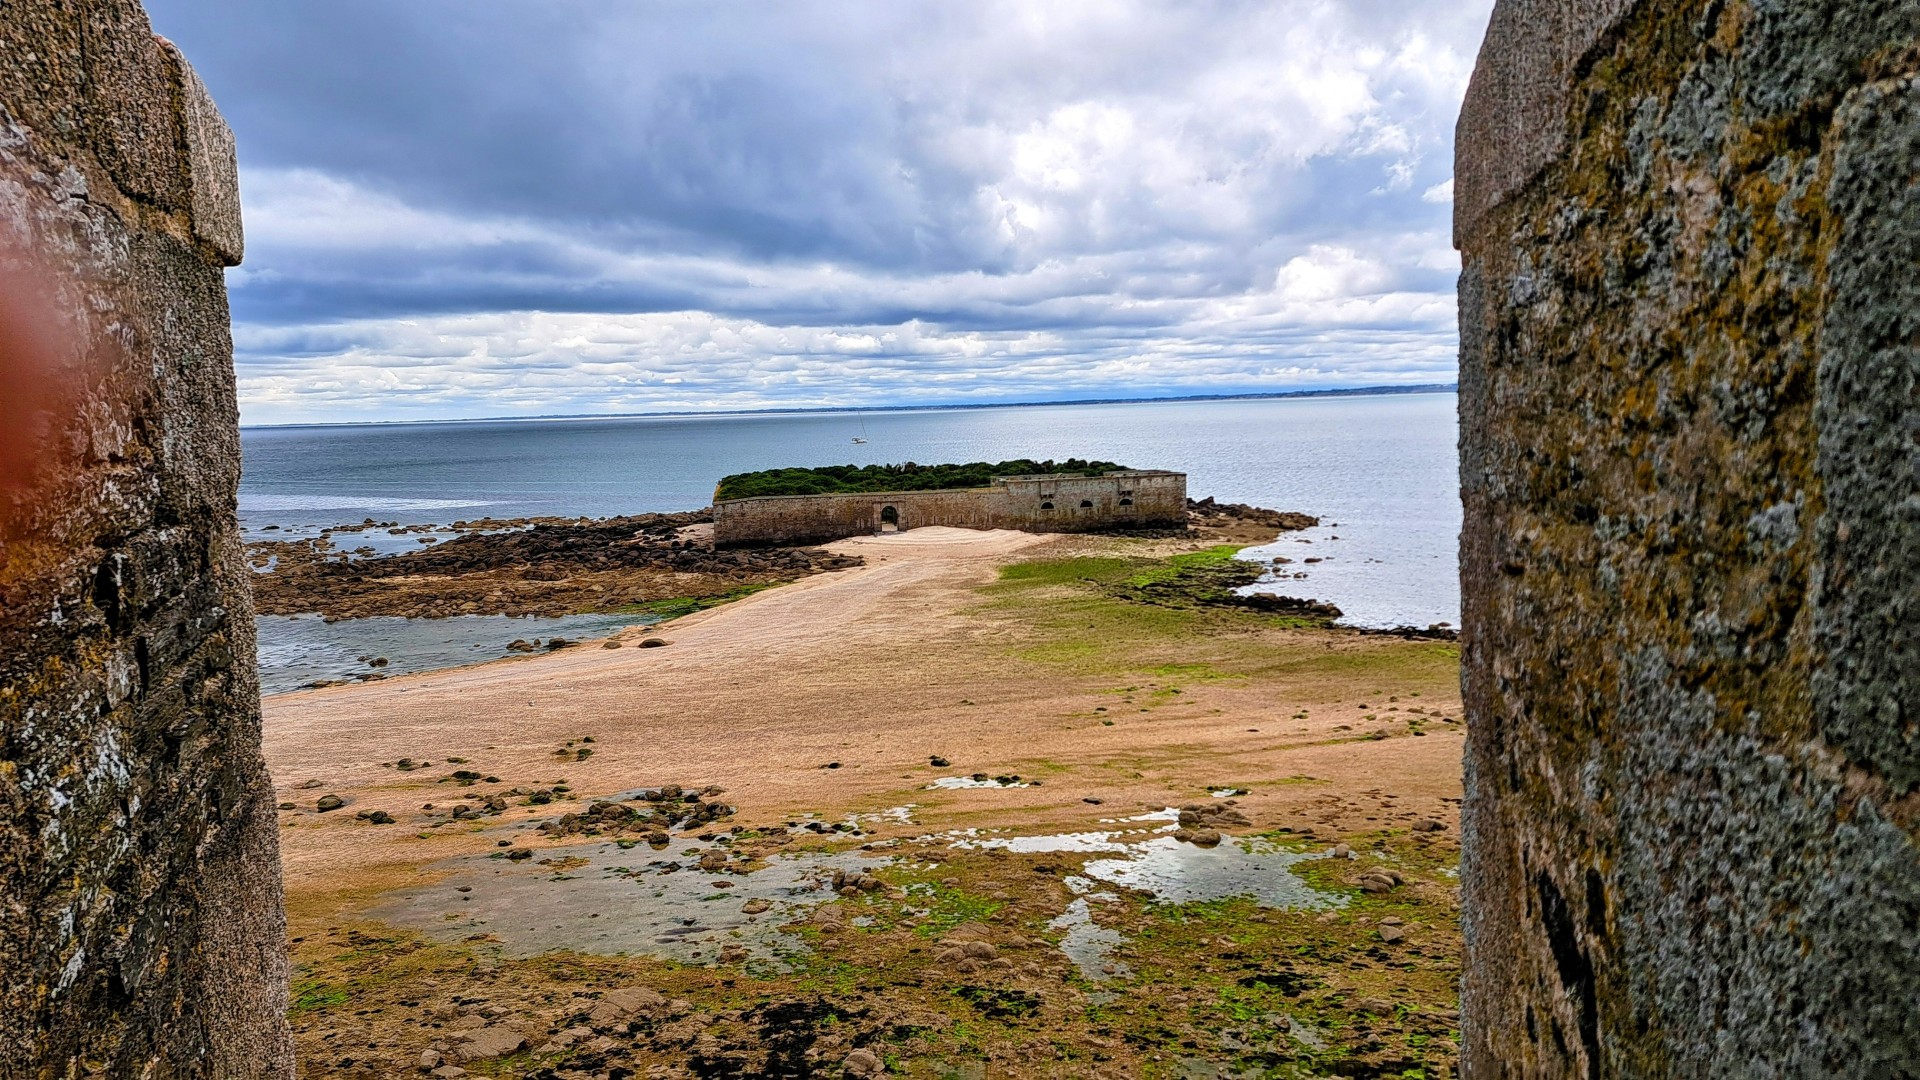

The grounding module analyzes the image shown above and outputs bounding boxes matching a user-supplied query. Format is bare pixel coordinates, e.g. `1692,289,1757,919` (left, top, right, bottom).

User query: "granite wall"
1456,0,1920,1075
0,2,293,1076
714,470,1187,546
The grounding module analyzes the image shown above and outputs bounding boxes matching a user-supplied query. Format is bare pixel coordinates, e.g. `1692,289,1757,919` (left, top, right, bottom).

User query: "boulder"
445,1025,526,1063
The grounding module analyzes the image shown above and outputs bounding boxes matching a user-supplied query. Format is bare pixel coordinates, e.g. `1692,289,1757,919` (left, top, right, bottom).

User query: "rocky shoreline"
248,498,1318,621
248,510,864,620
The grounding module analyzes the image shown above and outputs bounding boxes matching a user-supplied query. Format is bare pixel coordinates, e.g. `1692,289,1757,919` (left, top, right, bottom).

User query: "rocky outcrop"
1455,1,1920,1075
0,2,292,1076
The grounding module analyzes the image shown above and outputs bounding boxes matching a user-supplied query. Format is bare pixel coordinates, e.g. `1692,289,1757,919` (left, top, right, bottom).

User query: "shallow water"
256,611,655,695
926,775,1032,790
368,842,887,966
962,816,1344,982
1051,878,1132,981
1081,836,1336,908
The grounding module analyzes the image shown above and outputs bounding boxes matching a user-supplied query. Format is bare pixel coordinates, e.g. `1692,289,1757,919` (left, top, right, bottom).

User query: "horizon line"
240,383,1460,431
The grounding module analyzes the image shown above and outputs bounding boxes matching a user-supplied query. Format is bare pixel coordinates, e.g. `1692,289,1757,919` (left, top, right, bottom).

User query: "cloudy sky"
145,1,1492,425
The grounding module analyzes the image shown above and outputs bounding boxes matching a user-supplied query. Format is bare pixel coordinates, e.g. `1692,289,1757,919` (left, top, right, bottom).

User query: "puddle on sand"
1080,836,1335,907
961,813,1345,982
367,842,888,968
926,775,1033,789
1049,877,1132,981
950,808,1178,854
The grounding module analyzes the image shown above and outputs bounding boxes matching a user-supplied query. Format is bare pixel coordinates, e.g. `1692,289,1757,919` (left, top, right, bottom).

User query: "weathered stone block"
1453,0,1639,243
1,2,286,1077
158,38,244,266
1455,1,1920,1075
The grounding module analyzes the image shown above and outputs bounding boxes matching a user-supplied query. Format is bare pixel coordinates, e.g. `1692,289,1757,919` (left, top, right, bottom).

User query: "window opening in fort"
1080,499,1094,508
1040,501,1054,510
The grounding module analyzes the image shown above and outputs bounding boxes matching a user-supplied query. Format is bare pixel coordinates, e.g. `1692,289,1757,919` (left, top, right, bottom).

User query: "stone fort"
712,469,1187,547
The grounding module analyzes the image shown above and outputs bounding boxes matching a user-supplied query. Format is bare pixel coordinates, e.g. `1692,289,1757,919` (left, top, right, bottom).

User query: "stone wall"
1455,1,1920,1075
0,3,293,1077
713,470,1186,546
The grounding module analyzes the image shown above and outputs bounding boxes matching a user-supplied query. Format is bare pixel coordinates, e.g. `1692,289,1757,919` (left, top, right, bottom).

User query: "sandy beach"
268,526,1466,1078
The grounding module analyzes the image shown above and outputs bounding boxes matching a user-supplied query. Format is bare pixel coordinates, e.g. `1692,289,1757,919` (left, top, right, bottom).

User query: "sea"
244,393,1460,694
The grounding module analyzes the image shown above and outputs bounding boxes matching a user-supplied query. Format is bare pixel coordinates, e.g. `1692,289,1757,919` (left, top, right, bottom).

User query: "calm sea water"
244,394,1460,690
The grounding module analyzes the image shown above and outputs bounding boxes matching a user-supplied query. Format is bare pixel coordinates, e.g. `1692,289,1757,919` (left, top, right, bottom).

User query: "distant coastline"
241,383,1458,431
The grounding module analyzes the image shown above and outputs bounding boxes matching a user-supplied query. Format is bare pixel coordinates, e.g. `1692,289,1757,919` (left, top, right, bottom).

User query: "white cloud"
153,0,1495,423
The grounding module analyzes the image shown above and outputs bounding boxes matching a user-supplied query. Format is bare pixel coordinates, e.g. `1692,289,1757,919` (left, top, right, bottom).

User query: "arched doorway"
879,504,899,533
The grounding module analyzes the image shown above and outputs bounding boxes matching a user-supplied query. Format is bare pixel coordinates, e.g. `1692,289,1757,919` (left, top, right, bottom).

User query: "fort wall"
713,470,1186,546
1455,0,1920,1073
0,3,293,1075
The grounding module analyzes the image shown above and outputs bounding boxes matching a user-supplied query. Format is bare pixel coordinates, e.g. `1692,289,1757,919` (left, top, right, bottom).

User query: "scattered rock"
717,944,748,964
419,1048,443,1069
315,794,344,812
602,640,622,649
929,755,950,767
1412,818,1447,832
587,985,666,1025
639,637,669,648
1379,924,1406,944
1357,870,1402,893
445,1025,525,1063
602,987,666,1014
741,898,772,915
842,1048,885,1077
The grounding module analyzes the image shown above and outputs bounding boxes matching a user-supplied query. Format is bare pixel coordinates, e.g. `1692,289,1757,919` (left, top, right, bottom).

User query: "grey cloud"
144,0,1489,422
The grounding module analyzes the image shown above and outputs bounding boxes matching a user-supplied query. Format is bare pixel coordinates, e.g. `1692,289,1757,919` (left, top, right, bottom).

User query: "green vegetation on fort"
714,459,1128,501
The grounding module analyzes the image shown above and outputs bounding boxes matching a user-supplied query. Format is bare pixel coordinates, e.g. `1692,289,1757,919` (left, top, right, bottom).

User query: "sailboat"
851,416,869,444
